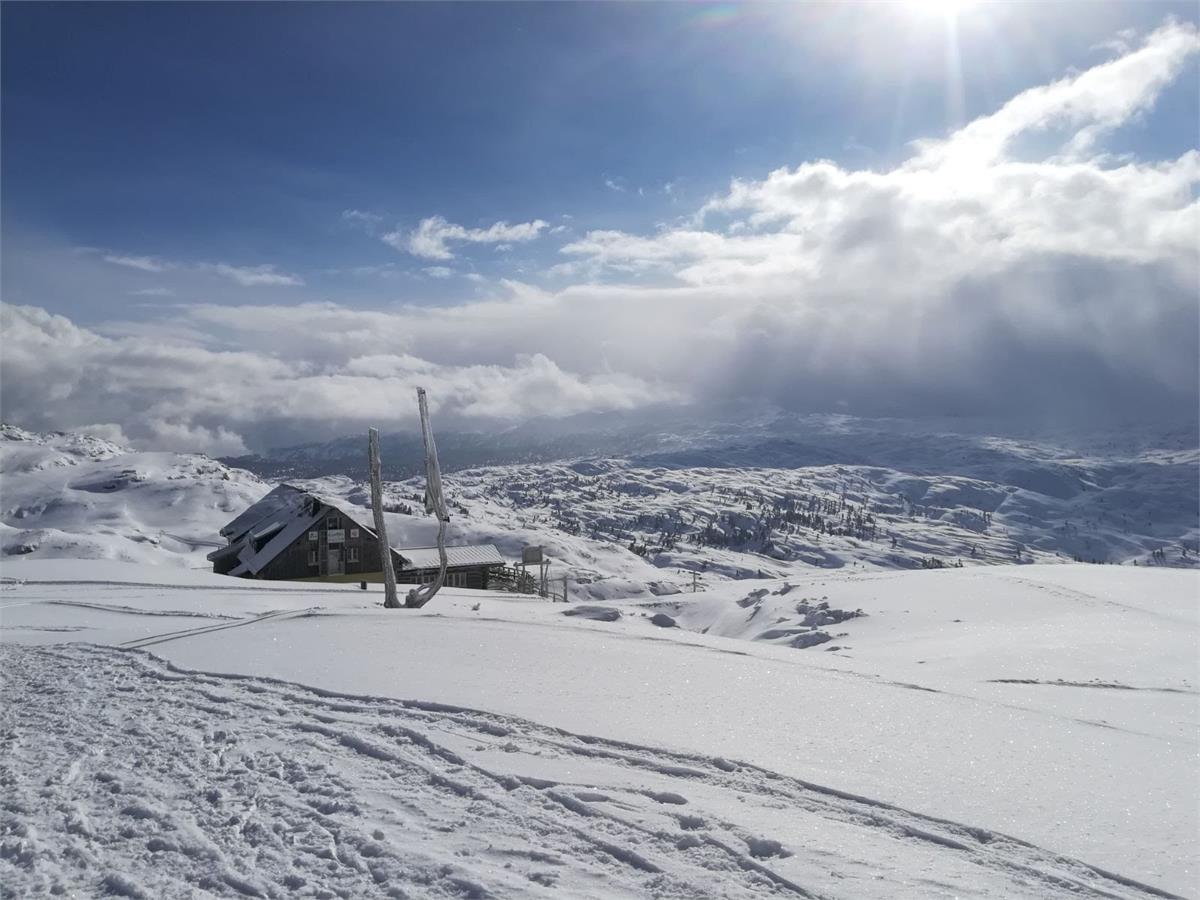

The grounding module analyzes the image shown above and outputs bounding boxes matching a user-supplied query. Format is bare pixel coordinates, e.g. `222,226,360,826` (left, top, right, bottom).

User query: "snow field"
1,561,1196,896
1,643,1188,900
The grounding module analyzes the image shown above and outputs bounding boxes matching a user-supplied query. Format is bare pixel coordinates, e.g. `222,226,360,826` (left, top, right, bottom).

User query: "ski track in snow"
0,644,1184,900
3,579,364,595
985,679,1197,695
118,609,316,651
995,575,1193,626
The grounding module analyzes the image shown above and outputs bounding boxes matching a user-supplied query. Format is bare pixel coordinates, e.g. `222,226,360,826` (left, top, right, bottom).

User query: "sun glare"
906,0,975,18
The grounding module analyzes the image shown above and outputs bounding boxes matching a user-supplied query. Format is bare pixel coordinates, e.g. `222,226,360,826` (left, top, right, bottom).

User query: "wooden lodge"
207,485,504,588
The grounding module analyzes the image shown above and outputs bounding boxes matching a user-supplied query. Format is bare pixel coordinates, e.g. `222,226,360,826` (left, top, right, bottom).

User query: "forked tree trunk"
405,387,450,609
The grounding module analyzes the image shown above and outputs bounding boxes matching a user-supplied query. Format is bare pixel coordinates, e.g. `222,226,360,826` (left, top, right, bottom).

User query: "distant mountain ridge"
220,409,1200,485
5,415,1196,593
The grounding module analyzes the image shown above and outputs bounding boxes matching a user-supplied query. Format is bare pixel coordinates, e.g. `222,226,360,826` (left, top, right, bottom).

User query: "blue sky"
2,2,1198,452
4,1,1196,314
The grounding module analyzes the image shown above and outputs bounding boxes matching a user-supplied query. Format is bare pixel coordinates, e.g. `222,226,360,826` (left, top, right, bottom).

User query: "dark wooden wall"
257,505,403,581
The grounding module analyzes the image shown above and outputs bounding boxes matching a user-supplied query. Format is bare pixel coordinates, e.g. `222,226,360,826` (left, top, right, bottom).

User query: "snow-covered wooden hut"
207,485,503,587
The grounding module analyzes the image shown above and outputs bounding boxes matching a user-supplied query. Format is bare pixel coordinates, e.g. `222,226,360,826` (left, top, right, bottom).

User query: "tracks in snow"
997,575,1192,626
986,678,1197,695
119,608,312,650
0,643,1183,900
1,577,365,594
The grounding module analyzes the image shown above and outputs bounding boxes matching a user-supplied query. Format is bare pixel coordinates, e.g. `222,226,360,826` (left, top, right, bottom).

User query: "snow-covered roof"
249,519,286,543
220,484,311,541
398,544,506,570
228,506,325,577
309,491,372,523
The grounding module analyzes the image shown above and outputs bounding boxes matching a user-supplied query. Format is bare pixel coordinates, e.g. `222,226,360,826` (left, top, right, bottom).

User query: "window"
347,547,359,563
308,531,318,542
307,549,318,566
349,528,359,539
327,515,340,529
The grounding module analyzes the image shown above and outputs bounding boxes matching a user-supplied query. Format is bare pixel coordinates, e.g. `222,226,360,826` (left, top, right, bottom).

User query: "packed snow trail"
0,644,1183,900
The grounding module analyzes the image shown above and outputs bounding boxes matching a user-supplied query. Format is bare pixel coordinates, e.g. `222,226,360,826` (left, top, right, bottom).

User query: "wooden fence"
489,565,569,601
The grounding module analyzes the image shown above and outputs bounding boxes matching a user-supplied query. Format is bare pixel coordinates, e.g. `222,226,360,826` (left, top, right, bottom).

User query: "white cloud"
99,250,304,287
0,302,678,452
386,215,549,260
140,420,251,456
3,21,1197,451
341,208,383,228
103,254,170,272
568,22,1199,298
909,20,1199,166
1092,27,1139,59
209,263,304,287
423,266,455,279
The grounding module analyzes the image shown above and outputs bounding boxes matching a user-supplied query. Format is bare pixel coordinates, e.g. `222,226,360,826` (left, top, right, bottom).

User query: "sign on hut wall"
327,529,346,545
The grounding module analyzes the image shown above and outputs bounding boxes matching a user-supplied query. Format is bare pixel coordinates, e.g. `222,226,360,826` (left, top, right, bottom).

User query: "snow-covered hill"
0,424,269,565
0,426,475,573
5,423,1195,605
292,446,1197,602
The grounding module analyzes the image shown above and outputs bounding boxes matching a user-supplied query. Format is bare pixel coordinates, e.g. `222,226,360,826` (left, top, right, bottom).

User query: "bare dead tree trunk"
368,427,400,609
406,387,450,609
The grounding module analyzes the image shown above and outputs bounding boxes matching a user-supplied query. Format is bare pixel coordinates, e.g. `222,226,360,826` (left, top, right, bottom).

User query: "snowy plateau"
1,422,1197,899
